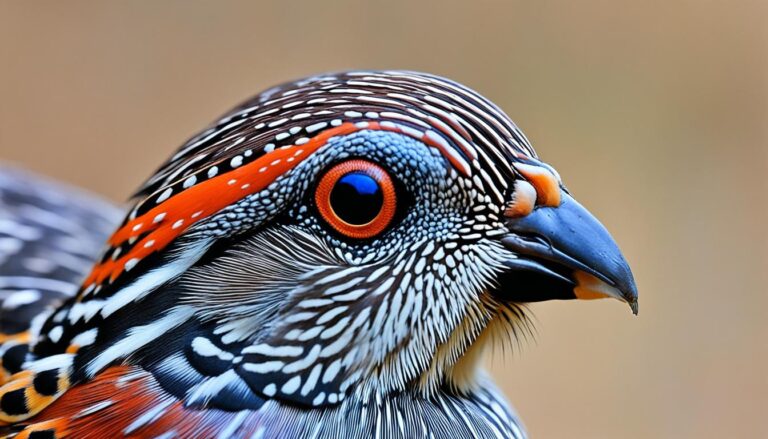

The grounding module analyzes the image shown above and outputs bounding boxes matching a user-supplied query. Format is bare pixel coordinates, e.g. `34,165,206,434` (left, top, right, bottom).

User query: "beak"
496,191,639,314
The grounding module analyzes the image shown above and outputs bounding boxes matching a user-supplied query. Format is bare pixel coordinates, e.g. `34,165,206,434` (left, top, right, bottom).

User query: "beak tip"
629,298,639,316
618,273,639,316
616,275,639,316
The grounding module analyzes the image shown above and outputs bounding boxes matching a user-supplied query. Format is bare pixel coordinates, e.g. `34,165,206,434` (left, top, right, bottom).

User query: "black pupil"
329,172,383,225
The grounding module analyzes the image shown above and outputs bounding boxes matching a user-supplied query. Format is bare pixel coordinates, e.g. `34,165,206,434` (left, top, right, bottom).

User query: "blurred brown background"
1,1,766,437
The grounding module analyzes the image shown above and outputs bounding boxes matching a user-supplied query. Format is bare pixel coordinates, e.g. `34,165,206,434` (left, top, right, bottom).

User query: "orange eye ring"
315,160,397,239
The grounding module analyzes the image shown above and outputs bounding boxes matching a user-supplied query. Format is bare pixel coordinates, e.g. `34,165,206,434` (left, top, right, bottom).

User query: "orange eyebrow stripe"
109,123,355,246
85,122,362,287
513,163,561,207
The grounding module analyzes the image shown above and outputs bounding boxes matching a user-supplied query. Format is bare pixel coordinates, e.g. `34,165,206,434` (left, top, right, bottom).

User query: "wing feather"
0,166,120,335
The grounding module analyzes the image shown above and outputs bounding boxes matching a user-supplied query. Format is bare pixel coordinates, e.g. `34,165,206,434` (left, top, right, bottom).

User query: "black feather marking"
0,388,28,416
32,370,59,396
2,344,29,374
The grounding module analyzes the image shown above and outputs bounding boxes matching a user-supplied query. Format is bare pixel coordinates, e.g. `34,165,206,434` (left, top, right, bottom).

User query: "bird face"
29,71,637,415
172,128,637,405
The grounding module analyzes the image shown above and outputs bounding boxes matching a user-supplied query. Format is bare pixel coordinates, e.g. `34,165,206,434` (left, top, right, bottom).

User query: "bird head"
36,71,637,410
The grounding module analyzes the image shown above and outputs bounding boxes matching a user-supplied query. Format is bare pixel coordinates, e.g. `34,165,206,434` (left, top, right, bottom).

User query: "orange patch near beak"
513,163,561,207
504,179,537,218
573,271,618,300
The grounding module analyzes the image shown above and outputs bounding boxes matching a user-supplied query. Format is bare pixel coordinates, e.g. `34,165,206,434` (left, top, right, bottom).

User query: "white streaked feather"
87,306,194,377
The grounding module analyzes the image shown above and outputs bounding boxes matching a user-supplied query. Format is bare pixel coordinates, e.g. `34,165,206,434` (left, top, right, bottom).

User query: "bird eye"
315,160,397,239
